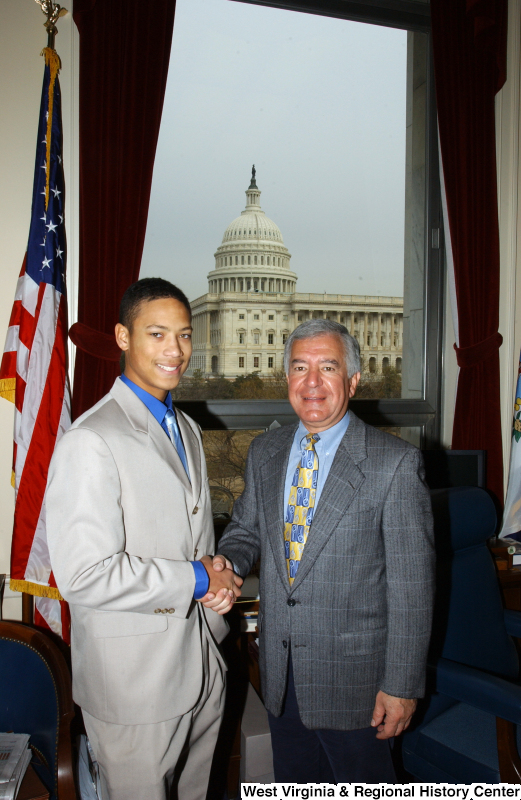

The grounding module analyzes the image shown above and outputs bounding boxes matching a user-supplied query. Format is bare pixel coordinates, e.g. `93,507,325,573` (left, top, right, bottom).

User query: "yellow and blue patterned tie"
284,433,320,585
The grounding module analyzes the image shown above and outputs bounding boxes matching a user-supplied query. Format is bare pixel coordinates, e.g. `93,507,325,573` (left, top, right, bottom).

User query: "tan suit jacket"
46,377,228,725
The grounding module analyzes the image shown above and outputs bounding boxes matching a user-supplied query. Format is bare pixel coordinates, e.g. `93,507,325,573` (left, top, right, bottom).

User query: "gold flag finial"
35,0,68,50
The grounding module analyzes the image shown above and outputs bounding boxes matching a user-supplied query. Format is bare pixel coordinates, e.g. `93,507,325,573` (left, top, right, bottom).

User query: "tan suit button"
154,609,161,614
168,608,175,614
192,506,199,514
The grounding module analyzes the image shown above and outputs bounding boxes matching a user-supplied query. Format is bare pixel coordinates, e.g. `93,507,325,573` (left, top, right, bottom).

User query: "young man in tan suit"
47,278,242,800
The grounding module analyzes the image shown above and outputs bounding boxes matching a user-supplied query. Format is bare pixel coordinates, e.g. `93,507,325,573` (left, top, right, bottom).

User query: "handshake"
196,555,243,615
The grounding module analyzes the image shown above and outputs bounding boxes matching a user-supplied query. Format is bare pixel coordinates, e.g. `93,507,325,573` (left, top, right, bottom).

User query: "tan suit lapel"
176,409,202,506
110,378,192,494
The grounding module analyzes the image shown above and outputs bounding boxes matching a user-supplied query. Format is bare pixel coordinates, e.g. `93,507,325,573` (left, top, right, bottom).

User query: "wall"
497,0,521,489
0,1,78,619
440,0,521,469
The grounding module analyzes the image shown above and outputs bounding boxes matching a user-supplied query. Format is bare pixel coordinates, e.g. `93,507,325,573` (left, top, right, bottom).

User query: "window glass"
142,0,435,423
203,430,262,510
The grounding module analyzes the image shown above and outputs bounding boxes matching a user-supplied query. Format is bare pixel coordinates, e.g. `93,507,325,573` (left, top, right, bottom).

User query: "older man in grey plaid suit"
214,319,435,784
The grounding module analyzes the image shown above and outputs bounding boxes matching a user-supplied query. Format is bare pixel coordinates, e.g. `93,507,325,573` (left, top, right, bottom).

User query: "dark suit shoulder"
247,423,296,462
345,412,421,475
363,421,419,454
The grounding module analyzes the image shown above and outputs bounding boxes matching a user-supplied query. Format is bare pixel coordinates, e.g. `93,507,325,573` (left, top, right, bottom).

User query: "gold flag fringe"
10,578,63,601
10,470,15,489
0,377,15,404
40,47,61,211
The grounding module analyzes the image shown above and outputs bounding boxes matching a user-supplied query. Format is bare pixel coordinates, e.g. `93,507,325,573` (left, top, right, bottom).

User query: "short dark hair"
119,278,191,331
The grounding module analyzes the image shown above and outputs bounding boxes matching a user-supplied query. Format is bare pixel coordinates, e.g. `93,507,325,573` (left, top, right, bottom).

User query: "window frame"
176,0,443,446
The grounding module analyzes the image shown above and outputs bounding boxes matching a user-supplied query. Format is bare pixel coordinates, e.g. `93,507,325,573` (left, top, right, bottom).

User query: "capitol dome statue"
208,166,297,296
189,168,403,379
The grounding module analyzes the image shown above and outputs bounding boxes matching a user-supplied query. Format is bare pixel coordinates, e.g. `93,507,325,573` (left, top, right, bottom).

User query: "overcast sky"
140,0,407,301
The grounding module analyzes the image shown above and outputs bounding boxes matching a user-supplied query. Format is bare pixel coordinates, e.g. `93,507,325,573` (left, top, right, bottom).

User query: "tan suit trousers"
82,636,225,800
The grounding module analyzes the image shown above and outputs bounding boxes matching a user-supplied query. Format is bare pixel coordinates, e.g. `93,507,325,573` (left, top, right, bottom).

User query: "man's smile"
157,363,182,373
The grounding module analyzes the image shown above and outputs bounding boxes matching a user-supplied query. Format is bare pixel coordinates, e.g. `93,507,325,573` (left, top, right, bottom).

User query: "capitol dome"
207,168,297,295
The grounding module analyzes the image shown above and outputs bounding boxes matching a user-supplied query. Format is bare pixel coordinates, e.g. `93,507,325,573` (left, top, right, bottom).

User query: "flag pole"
18,0,68,627
35,0,68,51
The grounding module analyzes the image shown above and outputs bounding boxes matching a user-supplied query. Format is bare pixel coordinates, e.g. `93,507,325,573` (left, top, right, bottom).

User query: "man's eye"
181,333,192,339
150,332,162,338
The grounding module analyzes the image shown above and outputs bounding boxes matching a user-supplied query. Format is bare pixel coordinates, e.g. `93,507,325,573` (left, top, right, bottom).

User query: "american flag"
0,48,71,641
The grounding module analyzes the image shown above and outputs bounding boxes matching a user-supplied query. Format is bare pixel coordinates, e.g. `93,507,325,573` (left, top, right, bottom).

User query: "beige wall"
0,1,78,619
440,0,521,482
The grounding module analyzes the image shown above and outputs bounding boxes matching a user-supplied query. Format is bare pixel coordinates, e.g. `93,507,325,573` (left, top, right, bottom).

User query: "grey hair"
283,319,361,378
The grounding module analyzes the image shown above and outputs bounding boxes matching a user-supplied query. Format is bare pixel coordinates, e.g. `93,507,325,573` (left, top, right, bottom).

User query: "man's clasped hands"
197,554,242,614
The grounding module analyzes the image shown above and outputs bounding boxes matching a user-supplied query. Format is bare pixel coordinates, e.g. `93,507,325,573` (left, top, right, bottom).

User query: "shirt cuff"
191,560,210,600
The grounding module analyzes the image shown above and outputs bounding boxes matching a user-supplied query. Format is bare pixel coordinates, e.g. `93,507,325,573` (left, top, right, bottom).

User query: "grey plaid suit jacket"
219,411,435,731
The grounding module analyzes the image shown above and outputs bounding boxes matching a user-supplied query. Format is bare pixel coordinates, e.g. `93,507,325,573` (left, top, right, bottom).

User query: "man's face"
115,297,192,401
286,334,360,433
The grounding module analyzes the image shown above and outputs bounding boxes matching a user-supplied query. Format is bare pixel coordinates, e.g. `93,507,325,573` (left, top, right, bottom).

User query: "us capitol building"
189,169,403,378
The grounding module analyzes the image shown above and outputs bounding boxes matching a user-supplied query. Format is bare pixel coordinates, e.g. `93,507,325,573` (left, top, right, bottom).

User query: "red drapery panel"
431,0,507,504
71,0,176,418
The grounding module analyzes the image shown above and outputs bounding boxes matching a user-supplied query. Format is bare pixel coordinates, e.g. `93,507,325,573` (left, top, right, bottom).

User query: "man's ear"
348,371,361,398
115,323,130,352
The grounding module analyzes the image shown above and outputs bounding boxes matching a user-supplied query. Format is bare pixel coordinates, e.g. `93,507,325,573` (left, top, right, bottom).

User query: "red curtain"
71,0,176,418
431,0,507,504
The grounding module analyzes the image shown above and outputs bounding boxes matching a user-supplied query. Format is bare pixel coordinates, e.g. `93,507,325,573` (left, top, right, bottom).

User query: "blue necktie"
164,408,190,479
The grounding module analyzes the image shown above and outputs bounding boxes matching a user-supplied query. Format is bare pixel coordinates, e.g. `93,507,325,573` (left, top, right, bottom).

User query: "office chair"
402,486,521,783
0,620,77,799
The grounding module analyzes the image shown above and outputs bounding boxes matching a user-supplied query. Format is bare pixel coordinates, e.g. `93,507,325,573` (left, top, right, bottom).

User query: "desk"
17,764,49,800
489,537,521,610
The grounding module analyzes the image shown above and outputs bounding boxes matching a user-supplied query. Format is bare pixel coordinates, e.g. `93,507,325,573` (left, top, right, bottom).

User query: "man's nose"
304,367,322,387
164,336,182,356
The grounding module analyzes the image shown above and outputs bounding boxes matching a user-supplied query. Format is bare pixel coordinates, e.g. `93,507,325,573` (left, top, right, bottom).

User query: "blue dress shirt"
119,374,209,599
284,412,350,513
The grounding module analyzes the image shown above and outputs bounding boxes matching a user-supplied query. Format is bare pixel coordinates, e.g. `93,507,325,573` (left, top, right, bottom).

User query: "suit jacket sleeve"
218,437,262,577
379,447,435,699
46,427,196,618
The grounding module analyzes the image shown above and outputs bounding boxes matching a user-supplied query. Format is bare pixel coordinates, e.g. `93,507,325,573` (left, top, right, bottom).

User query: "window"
282,333,288,344
268,314,274,320
254,357,259,369
254,314,259,320
239,314,244,320
268,356,274,369
239,357,244,368
239,333,244,344
268,333,274,345
163,0,442,448
283,315,288,321
241,256,244,265
254,333,260,345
